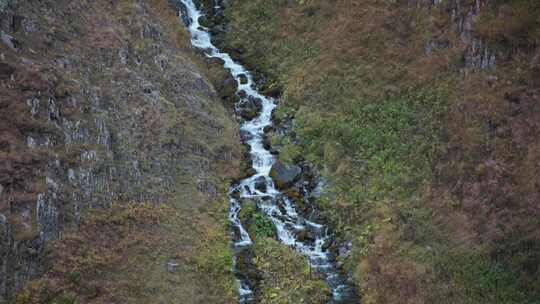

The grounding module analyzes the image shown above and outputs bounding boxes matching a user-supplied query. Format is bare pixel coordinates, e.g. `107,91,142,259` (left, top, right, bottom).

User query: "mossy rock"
269,161,301,190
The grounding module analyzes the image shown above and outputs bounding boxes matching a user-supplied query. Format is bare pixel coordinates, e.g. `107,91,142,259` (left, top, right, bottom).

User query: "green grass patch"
253,238,330,304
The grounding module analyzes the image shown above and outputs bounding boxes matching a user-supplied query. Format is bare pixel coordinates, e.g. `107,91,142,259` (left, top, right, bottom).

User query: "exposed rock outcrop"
422,0,497,70
0,0,240,301
236,96,263,120
269,162,302,189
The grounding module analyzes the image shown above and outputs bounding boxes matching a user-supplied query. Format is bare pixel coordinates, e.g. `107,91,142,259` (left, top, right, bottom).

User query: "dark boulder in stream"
237,96,263,120
253,176,267,193
270,161,302,189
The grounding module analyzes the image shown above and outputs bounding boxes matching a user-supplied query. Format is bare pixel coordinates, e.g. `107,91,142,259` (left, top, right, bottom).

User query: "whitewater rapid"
179,1,355,302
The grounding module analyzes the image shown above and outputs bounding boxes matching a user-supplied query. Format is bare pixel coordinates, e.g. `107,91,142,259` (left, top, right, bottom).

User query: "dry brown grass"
145,0,192,50
15,203,168,304
223,0,540,301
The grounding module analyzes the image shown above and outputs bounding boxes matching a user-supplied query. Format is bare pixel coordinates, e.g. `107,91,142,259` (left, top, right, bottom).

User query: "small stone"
238,74,248,85
167,260,179,272
262,135,271,150
263,125,274,133
296,229,316,244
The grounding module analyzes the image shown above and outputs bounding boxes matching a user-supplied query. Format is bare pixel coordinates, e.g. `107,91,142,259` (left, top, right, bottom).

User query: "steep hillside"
0,0,240,303
201,0,540,303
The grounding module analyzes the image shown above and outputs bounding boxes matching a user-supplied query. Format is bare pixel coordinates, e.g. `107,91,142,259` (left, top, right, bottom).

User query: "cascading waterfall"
179,1,356,303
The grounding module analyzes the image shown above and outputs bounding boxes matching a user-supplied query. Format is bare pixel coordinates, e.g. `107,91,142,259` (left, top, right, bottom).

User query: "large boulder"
237,96,262,120
269,161,301,189
240,129,254,142
296,229,316,244
220,76,238,100
253,176,267,193
238,73,248,84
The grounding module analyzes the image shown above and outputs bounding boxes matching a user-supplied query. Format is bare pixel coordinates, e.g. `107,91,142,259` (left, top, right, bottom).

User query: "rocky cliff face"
422,0,497,69
0,0,240,302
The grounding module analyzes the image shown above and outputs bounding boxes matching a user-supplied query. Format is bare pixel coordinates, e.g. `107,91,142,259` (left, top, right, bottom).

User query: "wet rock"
262,135,271,151
269,146,280,155
240,129,254,142
238,74,248,84
269,161,301,189
198,15,211,28
237,90,247,98
296,229,316,244
237,96,262,120
253,176,267,193
230,188,241,200
263,125,274,133
322,238,333,252
244,167,257,178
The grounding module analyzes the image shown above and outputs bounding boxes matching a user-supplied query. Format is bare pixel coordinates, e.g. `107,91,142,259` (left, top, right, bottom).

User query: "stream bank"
186,0,540,303
177,0,359,303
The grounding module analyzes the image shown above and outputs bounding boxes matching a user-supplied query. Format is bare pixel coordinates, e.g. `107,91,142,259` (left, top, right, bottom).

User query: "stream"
179,1,356,302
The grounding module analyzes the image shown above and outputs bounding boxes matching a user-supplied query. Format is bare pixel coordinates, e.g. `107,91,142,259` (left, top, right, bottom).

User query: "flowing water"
179,1,356,302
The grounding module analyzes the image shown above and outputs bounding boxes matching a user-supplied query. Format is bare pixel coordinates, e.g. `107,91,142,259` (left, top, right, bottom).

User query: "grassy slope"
15,202,237,304
239,201,331,303
2,0,240,302
220,0,540,303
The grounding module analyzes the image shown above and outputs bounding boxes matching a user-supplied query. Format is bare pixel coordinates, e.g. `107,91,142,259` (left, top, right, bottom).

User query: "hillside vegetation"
215,0,540,302
0,0,240,302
